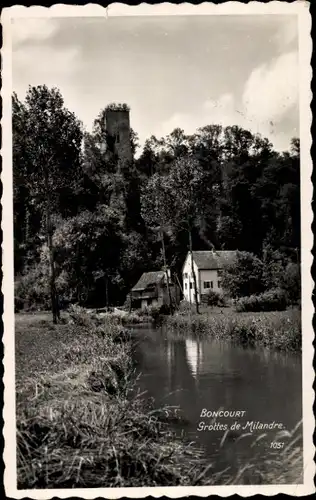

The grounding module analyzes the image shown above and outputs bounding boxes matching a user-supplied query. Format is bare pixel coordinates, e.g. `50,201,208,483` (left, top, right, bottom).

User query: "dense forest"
13,85,300,316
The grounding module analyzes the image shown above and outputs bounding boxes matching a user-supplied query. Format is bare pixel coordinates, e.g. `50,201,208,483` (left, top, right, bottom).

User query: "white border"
2,2,314,498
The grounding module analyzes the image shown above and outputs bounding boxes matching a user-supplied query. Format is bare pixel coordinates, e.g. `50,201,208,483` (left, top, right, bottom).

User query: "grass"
164,307,301,352
15,311,207,488
15,310,303,488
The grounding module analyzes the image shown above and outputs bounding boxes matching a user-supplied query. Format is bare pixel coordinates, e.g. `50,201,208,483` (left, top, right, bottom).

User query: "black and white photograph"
2,2,314,497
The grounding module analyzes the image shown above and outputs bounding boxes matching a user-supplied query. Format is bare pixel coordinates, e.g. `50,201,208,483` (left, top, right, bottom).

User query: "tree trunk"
105,276,109,309
46,203,59,324
189,230,199,314
44,173,59,324
161,230,173,314
129,292,132,313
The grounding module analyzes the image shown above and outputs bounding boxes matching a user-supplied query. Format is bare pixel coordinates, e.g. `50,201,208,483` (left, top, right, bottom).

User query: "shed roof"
132,271,166,291
191,250,237,270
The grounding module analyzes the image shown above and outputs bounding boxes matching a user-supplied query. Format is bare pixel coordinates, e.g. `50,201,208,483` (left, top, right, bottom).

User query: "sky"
12,14,299,152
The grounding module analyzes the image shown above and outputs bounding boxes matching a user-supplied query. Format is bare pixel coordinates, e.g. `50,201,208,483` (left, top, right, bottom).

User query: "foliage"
281,262,301,305
167,156,212,233
13,86,83,223
13,86,83,321
205,289,226,307
13,86,301,313
235,288,288,313
14,245,71,312
53,206,124,306
221,251,265,298
164,308,301,352
106,102,130,112
141,173,173,233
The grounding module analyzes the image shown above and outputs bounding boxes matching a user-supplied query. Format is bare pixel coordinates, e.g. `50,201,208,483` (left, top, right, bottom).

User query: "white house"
182,250,236,303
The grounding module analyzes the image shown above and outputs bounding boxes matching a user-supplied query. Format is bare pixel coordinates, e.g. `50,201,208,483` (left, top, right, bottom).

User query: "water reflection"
185,338,202,379
131,325,302,481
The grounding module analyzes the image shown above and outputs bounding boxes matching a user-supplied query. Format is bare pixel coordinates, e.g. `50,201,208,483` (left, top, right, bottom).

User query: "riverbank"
16,312,206,488
163,308,301,352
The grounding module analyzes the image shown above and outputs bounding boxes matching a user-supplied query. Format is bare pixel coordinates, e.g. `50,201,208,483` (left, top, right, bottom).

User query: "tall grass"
16,312,207,488
215,420,303,485
164,309,301,352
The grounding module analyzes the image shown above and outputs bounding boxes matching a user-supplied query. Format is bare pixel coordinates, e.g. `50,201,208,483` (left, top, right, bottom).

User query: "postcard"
2,2,314,497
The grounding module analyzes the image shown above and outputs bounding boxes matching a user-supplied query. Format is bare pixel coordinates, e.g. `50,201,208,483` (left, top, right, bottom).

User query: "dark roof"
192,250,237,269
132,271,166,291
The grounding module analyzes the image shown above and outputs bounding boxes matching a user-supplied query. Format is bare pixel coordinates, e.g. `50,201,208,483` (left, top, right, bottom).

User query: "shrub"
15,271,51,312
178,300,192,314
281,262,300,305
15,246,72,312
235,288,287,312
221,251,265,298
206,289,226,307
136,305,163,322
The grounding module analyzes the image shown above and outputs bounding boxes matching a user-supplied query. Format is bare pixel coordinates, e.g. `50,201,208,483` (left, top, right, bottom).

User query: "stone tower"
105,106,132,164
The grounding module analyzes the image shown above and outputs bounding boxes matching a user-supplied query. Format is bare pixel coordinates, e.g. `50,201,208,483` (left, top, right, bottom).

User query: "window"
184,283,187,290
218,281,222,289
184,273,188,279
204,281,214,289
190,282,193,289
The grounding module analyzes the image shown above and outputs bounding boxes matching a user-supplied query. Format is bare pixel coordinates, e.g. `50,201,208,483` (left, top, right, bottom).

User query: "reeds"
164,309,301,351
16,313,207,488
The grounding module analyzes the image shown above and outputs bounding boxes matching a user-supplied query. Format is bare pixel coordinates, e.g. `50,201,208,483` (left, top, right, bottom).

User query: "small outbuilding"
131,270,180,310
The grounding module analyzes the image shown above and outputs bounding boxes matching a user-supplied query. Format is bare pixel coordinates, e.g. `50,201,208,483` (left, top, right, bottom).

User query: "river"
131,323,302,483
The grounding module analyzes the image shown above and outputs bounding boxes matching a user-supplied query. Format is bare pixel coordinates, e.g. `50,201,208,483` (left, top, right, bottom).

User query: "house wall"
182,255,200,303
182,254,224,304
200,269,222,293
141,297,159,309
133,280,180,310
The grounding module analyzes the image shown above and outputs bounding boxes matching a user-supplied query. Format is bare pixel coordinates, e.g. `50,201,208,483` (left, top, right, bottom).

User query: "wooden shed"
131,270,180,310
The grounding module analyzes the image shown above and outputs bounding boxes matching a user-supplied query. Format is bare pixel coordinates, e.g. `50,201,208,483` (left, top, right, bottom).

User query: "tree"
12,85,83,322
221,251,265,298
141,174,174,312
167,156,213,313
54,206,124,307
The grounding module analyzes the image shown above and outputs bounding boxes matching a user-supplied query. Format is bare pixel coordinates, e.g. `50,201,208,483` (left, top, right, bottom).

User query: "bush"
221,251,265,298
205,289,226,307
281,262,300,305
235,288,288,312
15,245,72,312
15,272,51,312
136,305,163,322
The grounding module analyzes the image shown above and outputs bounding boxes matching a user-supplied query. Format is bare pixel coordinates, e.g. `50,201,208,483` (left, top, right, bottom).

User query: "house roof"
191,250,237,270
132,271,166,291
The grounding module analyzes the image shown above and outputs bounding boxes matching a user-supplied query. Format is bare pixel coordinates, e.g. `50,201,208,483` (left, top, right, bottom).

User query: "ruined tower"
105,105,132,164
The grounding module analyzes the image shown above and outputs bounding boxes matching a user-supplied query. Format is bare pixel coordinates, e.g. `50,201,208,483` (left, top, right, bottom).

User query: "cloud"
242,51,298,124
11,18,58,45
158,51,298,152
13,45,79,89
159,93,237,138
